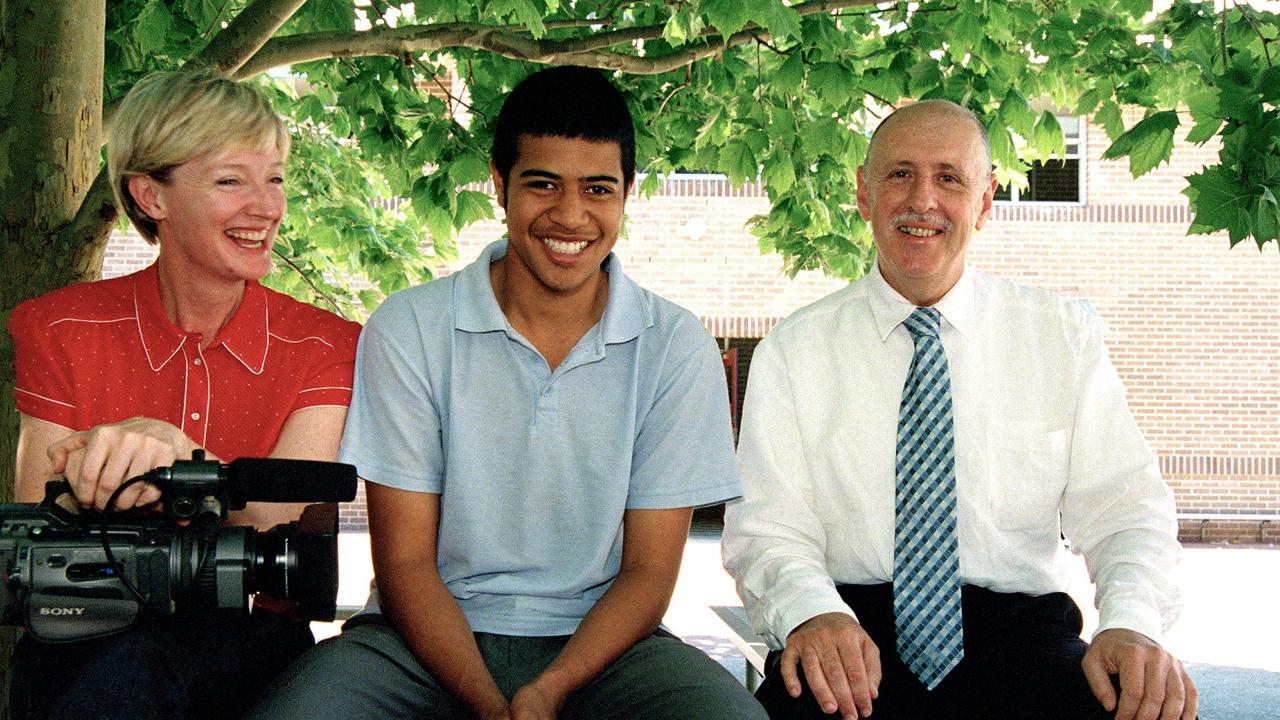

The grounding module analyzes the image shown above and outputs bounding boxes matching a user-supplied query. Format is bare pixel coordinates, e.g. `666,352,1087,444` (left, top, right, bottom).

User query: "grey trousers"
245,616,766,719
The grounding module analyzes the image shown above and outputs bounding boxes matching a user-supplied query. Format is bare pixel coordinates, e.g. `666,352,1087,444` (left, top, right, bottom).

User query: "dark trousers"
246,616,767,720
8,610,314,720
755,584,1114,720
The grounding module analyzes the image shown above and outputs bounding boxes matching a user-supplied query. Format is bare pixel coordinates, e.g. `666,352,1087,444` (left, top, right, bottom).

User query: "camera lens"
248,503,340,621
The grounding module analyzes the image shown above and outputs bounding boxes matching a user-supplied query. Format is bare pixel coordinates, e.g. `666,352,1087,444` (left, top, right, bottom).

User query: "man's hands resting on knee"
781,612,882,719
1084,628,1198,720
781,615,1197,720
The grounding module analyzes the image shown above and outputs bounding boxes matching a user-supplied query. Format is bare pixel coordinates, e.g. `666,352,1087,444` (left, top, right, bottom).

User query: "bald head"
865,100,991,178
855,98,998,307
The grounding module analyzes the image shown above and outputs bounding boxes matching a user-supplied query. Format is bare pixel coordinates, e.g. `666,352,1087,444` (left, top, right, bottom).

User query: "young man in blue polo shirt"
247,66,764,720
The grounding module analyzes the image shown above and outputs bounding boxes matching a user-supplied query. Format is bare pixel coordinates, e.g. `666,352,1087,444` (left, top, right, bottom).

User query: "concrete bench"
710,605,768,692
1176,511,1277,543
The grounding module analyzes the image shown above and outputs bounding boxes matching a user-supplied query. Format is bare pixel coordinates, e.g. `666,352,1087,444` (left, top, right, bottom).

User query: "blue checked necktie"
893,306,964,690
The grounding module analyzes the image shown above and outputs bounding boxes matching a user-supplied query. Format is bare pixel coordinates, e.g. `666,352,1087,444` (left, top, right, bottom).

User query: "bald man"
724,101,1195,720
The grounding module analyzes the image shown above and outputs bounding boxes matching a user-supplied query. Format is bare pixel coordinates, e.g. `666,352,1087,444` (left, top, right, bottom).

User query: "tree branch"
272,247,349,318
54,169,120,262
190,0,309,73
236,0,881,78
103,0,307,133
652,67,692,124
1238,3,1274,67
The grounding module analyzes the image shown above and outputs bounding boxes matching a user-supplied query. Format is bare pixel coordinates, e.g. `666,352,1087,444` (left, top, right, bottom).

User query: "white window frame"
996,114,1086,206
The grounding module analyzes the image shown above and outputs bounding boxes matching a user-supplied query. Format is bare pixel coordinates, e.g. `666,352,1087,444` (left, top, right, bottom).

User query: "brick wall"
101,118,1279,543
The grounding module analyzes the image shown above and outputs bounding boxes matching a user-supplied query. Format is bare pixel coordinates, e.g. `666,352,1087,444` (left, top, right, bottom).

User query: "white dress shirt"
723,266,1181,651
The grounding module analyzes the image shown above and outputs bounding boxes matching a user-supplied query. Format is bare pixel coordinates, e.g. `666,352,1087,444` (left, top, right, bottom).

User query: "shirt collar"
454,238,651,344
133,263,270,373
214,280,270,373
867,261,976,342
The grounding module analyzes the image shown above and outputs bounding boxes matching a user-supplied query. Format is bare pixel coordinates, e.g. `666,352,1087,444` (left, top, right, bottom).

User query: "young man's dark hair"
490,65,636,195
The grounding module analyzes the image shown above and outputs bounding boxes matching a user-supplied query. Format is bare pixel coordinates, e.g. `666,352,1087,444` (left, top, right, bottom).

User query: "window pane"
1026,158,1079,202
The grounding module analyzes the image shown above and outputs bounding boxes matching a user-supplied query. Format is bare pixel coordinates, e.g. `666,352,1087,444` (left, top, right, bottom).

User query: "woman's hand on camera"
48,417,198,511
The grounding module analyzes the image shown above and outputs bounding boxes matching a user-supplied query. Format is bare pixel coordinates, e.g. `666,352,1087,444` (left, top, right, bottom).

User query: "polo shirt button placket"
183,340,211,446
536,381,557,418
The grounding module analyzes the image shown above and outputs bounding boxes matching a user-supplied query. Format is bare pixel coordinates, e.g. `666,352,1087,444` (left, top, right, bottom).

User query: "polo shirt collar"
214,280,270,373
868,261,976,342
455,240,512,333
455,239,652,345
133,263,270,373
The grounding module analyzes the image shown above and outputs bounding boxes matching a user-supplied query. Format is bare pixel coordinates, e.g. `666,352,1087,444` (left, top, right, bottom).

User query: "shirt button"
190,412,201,421
193,358,202,366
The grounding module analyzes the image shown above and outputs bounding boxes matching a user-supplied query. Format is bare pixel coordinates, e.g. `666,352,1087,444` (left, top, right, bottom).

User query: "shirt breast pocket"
984,423,1070,532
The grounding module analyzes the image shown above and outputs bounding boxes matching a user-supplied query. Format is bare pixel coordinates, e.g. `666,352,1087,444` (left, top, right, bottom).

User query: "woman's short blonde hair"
107,69,291,243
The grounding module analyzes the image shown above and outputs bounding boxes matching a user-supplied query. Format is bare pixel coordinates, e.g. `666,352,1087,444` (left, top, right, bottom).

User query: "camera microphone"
142,455,357,511
223,458,357,504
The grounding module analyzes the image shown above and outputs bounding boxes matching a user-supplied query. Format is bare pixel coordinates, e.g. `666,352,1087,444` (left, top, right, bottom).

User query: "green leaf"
997,89,1037,138
425,206,454,246
809,63,853,109
717,140,757,186
454,190,495,228
1219,57,1262,121
746,0,802,41
663,7,704,46
703,0,752,40
1074,88,1103,117
1260,65,1280,104
799,118,843,158
1183,166,1253,245
1256,193,1280,246
1184,86,1222,144
134,0,174,57
776,54,804,91
763,153,796,194
1102,110,1178,177
949,10,986,52
1094,101,1126,141
448,153,491,185
639,171,661,197
182,0,222,29
861,65,906,104
1031,112,1066,161
491,0,547,37
1120,0,1153,18
987,123,1018,173
295,0,355,32
908,59,943,98
694,106,727,150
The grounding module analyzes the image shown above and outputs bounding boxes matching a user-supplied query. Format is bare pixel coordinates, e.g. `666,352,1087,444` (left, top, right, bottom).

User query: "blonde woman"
8,69,360,720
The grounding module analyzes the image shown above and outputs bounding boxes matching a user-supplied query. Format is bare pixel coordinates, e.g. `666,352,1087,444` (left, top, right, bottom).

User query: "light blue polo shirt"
339,239,740,636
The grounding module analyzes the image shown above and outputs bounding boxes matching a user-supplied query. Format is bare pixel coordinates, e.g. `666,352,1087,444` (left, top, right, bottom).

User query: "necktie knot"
903,307,941,340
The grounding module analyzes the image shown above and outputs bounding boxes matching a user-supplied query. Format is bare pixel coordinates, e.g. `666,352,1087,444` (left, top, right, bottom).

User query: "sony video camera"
0,452,357,642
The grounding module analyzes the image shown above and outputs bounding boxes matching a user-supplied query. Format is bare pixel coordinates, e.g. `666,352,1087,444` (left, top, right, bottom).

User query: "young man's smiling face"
491,134,628,300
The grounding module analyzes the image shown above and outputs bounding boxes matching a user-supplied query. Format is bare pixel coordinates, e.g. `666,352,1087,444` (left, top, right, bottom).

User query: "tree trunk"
0,0,107,706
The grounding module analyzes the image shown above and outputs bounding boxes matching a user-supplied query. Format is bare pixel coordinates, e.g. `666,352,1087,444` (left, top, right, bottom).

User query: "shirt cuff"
1093,597,1166,645
763,590,857,650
